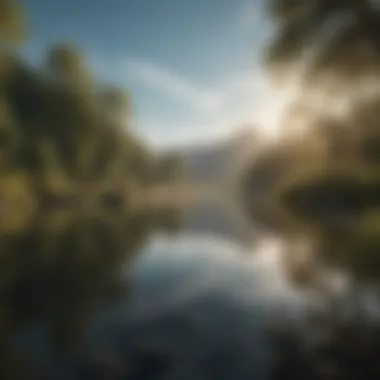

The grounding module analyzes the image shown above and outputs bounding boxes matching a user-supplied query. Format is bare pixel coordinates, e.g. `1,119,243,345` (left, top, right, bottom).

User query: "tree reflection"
0,205,183,378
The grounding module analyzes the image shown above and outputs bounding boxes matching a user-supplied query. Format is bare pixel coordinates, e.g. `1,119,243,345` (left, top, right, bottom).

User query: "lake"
5,199,315,380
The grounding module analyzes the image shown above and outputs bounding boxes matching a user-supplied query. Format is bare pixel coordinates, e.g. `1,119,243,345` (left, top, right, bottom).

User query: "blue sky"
20,0,275,148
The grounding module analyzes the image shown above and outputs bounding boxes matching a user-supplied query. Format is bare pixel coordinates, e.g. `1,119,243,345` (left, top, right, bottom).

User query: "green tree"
266,0,380,83
243,0,380,304
0,0,26,44
46,43,92,90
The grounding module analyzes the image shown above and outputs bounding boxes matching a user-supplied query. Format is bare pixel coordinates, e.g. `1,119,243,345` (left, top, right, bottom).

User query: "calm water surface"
12,200,312,380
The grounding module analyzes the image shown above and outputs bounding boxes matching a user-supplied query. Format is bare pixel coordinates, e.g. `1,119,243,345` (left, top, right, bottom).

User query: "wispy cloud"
124,57,260,110
122,56,289,147
124,58,224,112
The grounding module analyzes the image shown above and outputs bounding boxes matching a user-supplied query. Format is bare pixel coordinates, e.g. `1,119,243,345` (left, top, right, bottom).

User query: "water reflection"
183,199,258,249
77,235,306,380
0,199,319,380
0,206,171,379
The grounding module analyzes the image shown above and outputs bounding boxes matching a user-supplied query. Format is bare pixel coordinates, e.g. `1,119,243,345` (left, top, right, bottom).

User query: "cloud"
122,56,291,147
124,58,224,112
124,56,261,110
124,65,261,148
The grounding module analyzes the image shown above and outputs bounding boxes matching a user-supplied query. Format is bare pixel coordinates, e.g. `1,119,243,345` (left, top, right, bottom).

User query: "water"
4,199,312,380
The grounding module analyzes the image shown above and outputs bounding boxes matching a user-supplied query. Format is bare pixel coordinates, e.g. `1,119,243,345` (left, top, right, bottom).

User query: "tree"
100,85,131,121
242,0,380,311
155,152,186,183
46,43,92,90
266,0,380,83
0,0,26,44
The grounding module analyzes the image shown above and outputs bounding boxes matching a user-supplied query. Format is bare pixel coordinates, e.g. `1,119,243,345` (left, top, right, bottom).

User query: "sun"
252,75,301,140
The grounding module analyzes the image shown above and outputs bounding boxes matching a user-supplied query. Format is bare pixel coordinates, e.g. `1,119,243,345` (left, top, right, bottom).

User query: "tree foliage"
0,44,156,211
266,0,380,83
240,0,380,288
155,151,187,183
0,0,26,44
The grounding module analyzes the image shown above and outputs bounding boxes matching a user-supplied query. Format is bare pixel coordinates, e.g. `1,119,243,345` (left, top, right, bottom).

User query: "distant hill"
178,129,258,183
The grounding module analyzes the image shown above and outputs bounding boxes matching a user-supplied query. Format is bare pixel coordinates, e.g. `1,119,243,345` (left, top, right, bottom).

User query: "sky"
20,0,278,148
